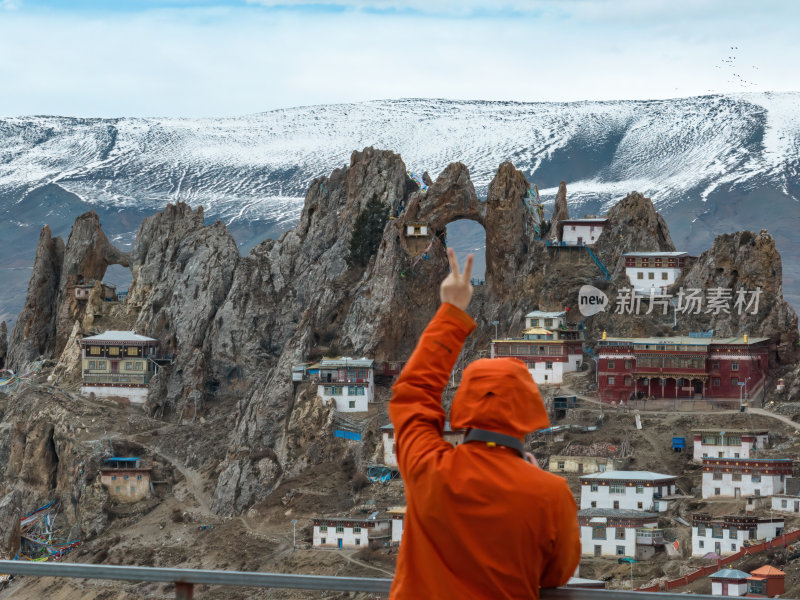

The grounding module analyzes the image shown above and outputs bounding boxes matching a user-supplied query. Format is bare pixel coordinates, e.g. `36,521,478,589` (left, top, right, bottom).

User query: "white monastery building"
490,310,584,386
623,252,692,296
317,357,374,412
580,471,678,513
312,517,390,549
692,514,784,556
701,458,792,499
692,429,769,462
560,218,607,246
578,509,662,559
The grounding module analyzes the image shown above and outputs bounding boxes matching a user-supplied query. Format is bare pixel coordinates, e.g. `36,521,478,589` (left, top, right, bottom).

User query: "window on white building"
321,537,326,544
715,488,721,495
697,524,706,535
591,501,597,508
752,474,761,483
616,546,625,555
782,499,788,508
648,272,655,280
699,540,704,548
610,484,625,494
711,526,723,538
713,472,722,480
545,362,553,369
557,462,565,470
728,528,737,539
733,473,742,481
615,529,625,540
637,502,643,509
661,272,668,280
591,483,598,492
731,544,736,551
637,272,644,280
592,526,606,540
355,539,360,545
336,525,344,533
354,526,361,533
320,525,328,532
636,485,644,494
348,401,356,409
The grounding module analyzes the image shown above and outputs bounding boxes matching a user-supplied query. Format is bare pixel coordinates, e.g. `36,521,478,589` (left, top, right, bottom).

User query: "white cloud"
0,1,798,117
0,0,22,10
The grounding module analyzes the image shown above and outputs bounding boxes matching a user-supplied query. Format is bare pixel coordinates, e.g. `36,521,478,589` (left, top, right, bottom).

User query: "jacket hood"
450,358,550,439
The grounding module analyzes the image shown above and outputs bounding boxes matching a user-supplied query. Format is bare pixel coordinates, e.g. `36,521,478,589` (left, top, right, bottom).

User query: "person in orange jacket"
388,248,581,599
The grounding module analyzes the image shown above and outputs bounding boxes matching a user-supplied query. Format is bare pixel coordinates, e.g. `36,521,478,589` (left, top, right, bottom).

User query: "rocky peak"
593,191,675,276
548,181,569,241
6,225,64,371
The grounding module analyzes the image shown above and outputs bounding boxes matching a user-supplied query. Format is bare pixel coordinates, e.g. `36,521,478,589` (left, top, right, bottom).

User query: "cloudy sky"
0,0,798,117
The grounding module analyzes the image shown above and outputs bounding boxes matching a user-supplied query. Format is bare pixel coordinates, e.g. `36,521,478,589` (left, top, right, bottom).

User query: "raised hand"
440,247,474,312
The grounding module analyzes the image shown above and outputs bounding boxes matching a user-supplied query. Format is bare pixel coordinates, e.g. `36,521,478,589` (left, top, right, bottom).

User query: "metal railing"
0,561,734,599
82,373,149,385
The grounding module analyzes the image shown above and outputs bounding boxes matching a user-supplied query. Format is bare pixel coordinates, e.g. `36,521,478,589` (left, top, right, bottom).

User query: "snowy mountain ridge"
1,92,799,322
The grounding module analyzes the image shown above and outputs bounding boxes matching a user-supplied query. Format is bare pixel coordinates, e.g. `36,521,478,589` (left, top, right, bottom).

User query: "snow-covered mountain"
2,93,799,322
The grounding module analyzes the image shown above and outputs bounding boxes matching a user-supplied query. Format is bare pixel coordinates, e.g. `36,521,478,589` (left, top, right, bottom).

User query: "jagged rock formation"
6,146,800,518
0,322,7,369
6,226,64,371
548,181,569,241
6,213,130,371
673,230,799,365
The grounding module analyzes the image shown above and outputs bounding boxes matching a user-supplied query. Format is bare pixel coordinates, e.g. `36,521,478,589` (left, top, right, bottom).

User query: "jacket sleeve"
540,480,582,589
389,302,476,482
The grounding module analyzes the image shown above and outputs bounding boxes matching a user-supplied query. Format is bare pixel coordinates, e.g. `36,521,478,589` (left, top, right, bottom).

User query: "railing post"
175,581,194,599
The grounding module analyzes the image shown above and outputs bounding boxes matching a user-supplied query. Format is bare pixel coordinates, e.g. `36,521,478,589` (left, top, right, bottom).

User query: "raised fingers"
462,253,474,282
447,247,460,275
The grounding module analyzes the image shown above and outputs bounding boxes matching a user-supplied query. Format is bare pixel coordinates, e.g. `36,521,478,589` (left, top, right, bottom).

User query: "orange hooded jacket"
388,303,581,599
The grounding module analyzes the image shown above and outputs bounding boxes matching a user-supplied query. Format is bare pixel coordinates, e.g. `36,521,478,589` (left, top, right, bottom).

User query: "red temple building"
597,335,769,403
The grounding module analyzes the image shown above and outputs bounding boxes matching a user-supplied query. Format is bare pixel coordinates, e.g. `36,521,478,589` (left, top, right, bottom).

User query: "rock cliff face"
6,146,800,518
0,322,6,369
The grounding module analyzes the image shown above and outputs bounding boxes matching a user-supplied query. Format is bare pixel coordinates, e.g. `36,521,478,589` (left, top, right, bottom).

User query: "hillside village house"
708,569,750,597
559,218,607,246
771,494,800,514
99,457,152,502
316,357,374,412
80,331,159,404
747,565,786,597
701,458,792,499
578,509,662,559
580,471,678,513
74,280,117,301
692,429,769,462
691,514,784,556
490,310,584,385
381,422,464,468
549,455,628,475
388,506,406,546
623,252,692,296
597,335,769,403
312,517,390,549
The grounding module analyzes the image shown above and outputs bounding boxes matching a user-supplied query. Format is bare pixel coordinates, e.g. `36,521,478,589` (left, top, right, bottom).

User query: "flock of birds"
713,45,761,90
